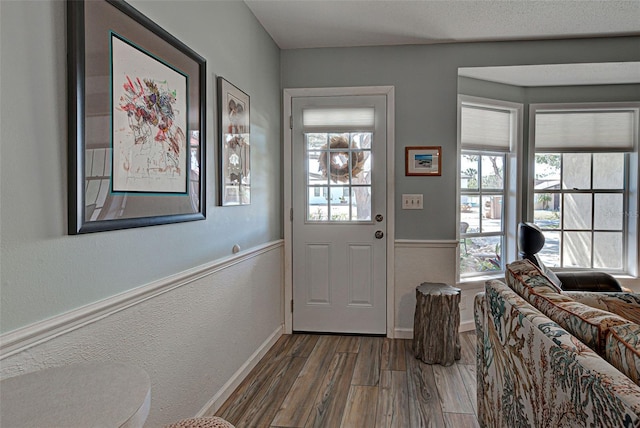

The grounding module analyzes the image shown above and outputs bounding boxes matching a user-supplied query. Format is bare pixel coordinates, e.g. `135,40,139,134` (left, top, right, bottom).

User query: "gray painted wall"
2,0,639,336
0,0,282,333
281,37,640,241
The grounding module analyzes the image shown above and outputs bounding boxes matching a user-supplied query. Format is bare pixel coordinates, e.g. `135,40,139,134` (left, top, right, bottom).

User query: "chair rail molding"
0,240,284,360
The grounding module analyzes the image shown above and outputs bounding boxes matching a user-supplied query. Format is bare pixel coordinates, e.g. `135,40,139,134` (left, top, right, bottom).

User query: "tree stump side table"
413,282,461,366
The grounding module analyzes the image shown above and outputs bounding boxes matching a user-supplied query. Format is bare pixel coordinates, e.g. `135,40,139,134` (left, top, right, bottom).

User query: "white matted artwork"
111,33,188,194
218,77,250,206
68,0,206,234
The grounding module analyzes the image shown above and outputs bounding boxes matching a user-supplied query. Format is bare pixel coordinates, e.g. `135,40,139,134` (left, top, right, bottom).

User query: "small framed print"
405,146,442,176
217,77,250,206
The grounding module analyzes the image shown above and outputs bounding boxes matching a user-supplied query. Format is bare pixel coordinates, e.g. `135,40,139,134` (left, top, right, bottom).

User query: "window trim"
457,95,523,281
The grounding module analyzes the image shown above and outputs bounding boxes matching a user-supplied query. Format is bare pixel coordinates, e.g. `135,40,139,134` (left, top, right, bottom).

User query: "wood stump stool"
413,282,461,366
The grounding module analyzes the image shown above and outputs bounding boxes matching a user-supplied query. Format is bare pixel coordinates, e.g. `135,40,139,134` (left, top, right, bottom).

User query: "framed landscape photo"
405,146,442,176
217,77,250,206
68,0,206,234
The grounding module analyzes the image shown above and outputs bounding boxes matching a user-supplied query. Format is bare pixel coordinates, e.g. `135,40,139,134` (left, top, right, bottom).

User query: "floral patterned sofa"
475,259,640,427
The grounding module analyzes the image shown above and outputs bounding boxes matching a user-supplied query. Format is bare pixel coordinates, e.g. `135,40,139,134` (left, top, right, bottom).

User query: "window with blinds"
534,110,636,152
459,99,519,278
302,108,375,130
531,104,639,271
461,105,513,151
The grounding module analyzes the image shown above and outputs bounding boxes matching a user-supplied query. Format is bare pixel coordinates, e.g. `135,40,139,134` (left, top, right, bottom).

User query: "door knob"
375,230,384,239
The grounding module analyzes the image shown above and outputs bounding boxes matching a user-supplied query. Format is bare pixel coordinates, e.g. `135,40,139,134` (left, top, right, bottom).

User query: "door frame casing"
283,86,396,337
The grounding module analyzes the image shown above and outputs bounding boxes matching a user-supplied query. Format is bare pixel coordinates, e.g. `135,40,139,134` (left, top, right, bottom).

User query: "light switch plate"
402,194,423,209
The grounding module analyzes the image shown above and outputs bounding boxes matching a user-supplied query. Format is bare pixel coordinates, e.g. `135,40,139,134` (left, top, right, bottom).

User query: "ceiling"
244,0,640,86
458,62,640,87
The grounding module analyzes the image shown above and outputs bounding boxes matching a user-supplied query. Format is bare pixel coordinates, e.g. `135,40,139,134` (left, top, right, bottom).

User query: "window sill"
458,272,504,289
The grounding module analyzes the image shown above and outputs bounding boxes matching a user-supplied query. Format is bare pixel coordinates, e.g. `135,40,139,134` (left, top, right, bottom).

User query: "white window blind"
302,108,375,129
535,110,636,151
461,105,512,151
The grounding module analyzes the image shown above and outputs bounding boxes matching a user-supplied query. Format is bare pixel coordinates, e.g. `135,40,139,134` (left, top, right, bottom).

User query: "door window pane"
352,187,371,220
352,132,371,149
329,186,350,221
308,186,328,221
307,151,326,185
306,133,327,150
351,150,371,184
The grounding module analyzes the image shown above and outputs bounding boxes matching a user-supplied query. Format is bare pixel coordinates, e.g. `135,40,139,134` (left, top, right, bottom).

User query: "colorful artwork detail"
111,34,188,193
226,95,247,134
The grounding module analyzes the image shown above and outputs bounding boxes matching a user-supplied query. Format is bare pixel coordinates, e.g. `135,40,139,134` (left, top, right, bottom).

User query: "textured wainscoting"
394,240,472,339
0,241,285,427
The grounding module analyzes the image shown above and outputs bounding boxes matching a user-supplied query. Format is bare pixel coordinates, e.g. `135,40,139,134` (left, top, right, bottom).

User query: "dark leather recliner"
518,222,622,292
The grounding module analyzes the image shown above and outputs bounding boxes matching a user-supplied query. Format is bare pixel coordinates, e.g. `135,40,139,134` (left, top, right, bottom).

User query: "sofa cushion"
565,291,640,324
547,301,632,354
477,279,640,427
506,259,562,300
606,323,640,386
506,260,631,355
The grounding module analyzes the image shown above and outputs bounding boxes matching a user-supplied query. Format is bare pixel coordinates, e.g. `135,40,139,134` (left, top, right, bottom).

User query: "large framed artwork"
68,0,206,234
217,77,250,206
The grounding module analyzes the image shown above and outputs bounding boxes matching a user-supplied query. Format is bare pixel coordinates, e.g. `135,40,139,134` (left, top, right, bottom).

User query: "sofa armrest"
481,279,640,426
474,291,486,424
556,271,622,292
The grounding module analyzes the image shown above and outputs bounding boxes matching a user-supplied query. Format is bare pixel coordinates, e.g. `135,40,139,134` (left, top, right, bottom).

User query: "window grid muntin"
305,132,373,223
460,150,507,276
533,152,627,271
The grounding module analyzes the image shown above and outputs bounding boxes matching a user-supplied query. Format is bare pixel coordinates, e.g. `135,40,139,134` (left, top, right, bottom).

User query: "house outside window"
459,96,522,278
530,104,639,274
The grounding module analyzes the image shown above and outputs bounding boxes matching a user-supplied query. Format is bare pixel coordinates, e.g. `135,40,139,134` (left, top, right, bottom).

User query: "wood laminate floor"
213,331,479,428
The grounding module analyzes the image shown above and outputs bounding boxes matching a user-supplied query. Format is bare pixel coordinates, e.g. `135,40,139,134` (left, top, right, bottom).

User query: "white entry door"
291,95,387,334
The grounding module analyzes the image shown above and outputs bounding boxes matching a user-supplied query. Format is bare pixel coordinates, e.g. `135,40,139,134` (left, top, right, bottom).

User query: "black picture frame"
68,0,206,234
217,77,251,206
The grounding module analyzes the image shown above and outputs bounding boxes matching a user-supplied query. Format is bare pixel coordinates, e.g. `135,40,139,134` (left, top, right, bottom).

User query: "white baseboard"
196,325,283,417
394,328,413,339
395,319,476,339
